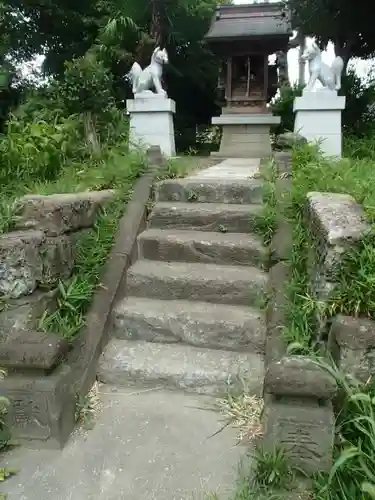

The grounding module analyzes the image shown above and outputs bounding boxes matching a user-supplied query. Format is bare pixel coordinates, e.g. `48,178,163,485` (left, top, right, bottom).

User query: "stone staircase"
98,159,268,396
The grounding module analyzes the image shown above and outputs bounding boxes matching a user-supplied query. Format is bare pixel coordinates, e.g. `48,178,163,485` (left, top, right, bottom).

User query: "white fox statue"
128,46,169,97
301,41,344,92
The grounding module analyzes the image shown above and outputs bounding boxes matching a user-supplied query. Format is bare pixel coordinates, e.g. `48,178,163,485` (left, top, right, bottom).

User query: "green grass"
227,447,306,500
291,141,375,320
255,137,375,500
259,139,375,352
31,151,145,340
282,139,375,499
311,359,375,500
282,217,317,354
257,159,278,246
38,195,130,340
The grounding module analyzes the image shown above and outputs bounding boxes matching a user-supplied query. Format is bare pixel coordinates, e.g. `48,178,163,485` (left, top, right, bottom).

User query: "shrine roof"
205,2,292,42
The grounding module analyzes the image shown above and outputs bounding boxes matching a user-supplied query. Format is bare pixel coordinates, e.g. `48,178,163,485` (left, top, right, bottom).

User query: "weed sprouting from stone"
218,224,228,233
253,446,294,490
75,381,102,430
188,190,198,202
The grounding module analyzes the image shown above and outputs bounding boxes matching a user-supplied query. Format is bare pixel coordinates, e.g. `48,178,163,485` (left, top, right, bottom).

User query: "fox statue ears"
153,46,167,54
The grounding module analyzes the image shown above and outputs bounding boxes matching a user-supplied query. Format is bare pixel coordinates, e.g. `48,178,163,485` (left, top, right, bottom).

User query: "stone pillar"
127,96,176,158
262,356,336,475
294,90,346,158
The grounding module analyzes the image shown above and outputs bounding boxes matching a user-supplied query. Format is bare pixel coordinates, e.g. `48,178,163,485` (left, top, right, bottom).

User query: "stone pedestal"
127,96,176,157
294,90,346,158
212,114,281,158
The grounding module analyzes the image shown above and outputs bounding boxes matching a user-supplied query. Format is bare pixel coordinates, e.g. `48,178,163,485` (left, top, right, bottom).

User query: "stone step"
148,202,263,234
112,297,266,353
98,339,264,396
155,177,263,205
126,260,267,307
138,228,267,269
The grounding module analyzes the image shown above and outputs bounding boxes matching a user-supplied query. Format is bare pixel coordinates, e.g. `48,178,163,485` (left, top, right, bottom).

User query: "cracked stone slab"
126,260,267,307
138,228,267,268
149,202,263,233
155,178,264,205
189,158,261,180
112,296,266,352
98,340,264,395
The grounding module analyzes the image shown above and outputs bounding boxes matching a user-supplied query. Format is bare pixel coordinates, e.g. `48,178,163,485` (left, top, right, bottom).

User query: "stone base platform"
127,96,176,157
212,114,280,158
294,90,346,158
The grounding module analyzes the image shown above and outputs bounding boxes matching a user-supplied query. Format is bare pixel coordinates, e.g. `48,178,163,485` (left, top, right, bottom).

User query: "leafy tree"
1,0,222,150
271,84,303,135
96,0,221,146
288,0,375,66
2,0,103,72
341,71,375,138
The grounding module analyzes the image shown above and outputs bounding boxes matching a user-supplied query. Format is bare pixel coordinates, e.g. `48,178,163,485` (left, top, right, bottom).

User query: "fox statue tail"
331,56,344,90
332,56,344,74
128,62,142,87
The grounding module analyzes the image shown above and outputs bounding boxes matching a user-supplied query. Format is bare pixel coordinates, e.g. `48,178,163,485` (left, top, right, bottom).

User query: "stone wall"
263,151,375,478
305,190,374,383
0,190,115,370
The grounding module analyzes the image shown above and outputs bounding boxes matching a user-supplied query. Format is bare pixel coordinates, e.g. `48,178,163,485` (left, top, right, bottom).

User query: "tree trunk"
84,111,100,154
150,0,163,47
150,0,168,92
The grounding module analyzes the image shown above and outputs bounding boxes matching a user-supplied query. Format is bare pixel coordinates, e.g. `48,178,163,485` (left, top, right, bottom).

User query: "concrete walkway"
2,387,247,500
189,158,260,180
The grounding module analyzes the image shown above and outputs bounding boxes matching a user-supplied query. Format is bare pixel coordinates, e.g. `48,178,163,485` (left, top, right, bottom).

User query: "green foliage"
0,0,221,151
271,85,303,136
341,71,375,138
0,113,82,187
288,0,375,63
34,152,144,339
257,159,277,246
312,360,375,500
229,448,301,500
260,139,375,353
283,219,316,353
0,56,130,188
0,47,141,343
253,447,294,490
59,56,115,116
292,140,375,321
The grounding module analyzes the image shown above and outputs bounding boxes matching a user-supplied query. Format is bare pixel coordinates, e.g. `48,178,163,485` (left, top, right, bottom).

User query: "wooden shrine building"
205,2,292,157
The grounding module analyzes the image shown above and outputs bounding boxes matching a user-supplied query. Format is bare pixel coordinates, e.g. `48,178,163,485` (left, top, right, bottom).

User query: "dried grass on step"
216,393,263,444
